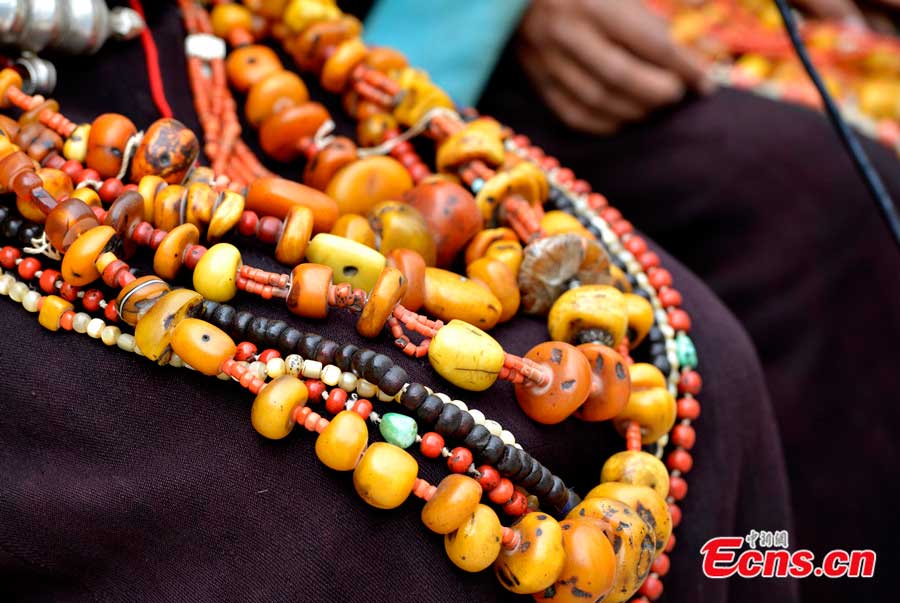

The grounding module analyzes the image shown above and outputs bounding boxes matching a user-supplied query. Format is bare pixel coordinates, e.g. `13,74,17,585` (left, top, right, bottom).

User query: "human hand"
516,0,713,134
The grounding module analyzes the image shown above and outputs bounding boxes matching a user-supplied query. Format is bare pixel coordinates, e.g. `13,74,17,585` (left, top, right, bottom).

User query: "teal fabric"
363,0,530,108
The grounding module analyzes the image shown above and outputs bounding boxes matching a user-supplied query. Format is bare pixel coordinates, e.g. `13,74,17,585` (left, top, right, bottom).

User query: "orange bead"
226,45,283,93
86,114,137,178
330,213,376,248
321,38,369,93
404,180,482,267
466,258,519,323
533,518,617,603
43,198,99,253
464,227,518,266
153,223,200,280
246,177,339,233
514,342,592,425
303,136,357,191
153,184,186,233
364,47,408,73
386,248,426,312
129,118,199,184
259,102,330,162
171,318,237,376
275,205,314,265
286,16,361,72
286,263,333,319
325,156,413,216
245,71,309,128
574,343,631,422
356,267,407,338
210,3,253,39
60,225,116,286
421,474,483,534
115,276,170,326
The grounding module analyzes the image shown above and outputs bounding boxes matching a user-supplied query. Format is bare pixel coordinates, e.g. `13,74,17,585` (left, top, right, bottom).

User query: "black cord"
774,0,900,247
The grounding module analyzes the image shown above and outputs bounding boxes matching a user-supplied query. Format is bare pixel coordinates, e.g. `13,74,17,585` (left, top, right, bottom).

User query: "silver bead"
12,52,56,94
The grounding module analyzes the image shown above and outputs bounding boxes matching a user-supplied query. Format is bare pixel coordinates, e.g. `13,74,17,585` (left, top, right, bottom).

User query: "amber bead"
245,71,309,128
0,68,23,108
0,151,35,194
321,38,368,93
38,295,74,331
329,214,376,248
60,225,115,286
272,205,312,265
514,341,592,425
19,168,69,222
466,258,519,323
137,175,167,223
184,182,218,227
423,267,502,330
368,200,436,266
614,363,677,444
247,177,339,233
63,123,90,162
251,376,309,440
541,210,593,239
437,118,505,173
116,276,170,326
548,285,628,347
600,451,670,499
153,184,187,233
283,0,340,32
534,518,616,603
86,114,137,179
421,474,483,535
193,243,242,302
68,187,101,208
130,118,199,184
352,442,418,509
428,320,505,392
325,156,413,216
404,180,482,267
356,113,397,147
259,102,330,162
11,171,46,223
364,47,408,73
286,263,333,319
226,45,283,93
170,318,236,376
306,233,386,292
303,136,357,191
586,482,672,556
45,198,101,253
315,410,368,471
0,114,18,138
386,248,426,311
357,267,406,338
574,343,631,422
208,190,245,242
465,227,518,266
210,3,252,39
154,223,200,280
286,15,360,72
393,68,454,127
15,122,62,162
445,504,503,572
484,240,523,276
134,288,203,363
623,293,654,349
495,512,565,594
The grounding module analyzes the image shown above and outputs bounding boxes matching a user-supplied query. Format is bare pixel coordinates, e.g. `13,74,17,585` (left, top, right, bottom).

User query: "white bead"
169,353,184,368
134,344,144,357
499,429,516,445
266,357,286,379
449,399,468,411
285,354,303,376
9,282,28,302
117,333,136,353
22,290,41,312
72,312,91,333
301,360,323,379
339,371,357,392
512,442,523,450
217,372,231,380
377,388,394,402
468,409,485,424
435,392,451,404
321,364,341,386
86,318,105,338
660,324,675,339
0,273,14,295
356,379,377,399
483,419,502,436
249,361,267,379
101,325,121,346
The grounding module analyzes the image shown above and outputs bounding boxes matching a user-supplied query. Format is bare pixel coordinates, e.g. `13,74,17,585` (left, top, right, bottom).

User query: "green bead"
379,412,417,449
676,333,698,369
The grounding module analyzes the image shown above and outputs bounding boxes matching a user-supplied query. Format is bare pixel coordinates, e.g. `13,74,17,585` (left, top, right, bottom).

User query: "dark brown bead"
130,118,200,184
45,198,100,252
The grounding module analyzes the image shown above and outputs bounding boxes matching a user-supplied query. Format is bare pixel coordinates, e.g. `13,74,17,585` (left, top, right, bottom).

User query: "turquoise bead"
676,333,698,369
379,412,418,449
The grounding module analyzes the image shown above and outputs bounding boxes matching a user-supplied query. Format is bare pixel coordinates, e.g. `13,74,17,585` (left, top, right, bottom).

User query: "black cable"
774,0,900,247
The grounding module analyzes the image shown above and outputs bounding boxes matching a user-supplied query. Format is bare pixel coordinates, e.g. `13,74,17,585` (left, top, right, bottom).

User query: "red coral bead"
668,476,688,501
59,282,80,301
476,465,500,491
639,251,661,269
625,236,648,256
104,301,118,322
676,397,701,420
612,219,633,236
17,257,40,280
665,533,676,553
587,192,608,209
325,388,348,414
447,447,473,474
503,491,528,516
351,398,372,420
652,552,670,576
600,207,621,222
667,448,693,473
639,574,663,600
39,268,60,293
76,168,100,184
0,246,20,268
668,308,692,332
678,370,702,395
238,211,259,237
572,179,591,194
488,478,514,504
82,289,104,312
419,431,444,459
668,503,682,528
671,423,696,449
648,268,672,289
658,287,682,309
98,178,123,203
234,341,257,361
257,349,280,363
61,159,83,180
305,379,326,403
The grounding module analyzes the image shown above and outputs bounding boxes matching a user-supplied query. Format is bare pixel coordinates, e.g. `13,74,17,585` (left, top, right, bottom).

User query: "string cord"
129,0,174,119
774,0,900,246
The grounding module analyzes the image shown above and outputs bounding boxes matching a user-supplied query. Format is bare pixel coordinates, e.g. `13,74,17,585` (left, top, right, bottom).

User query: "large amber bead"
600,451,670,499
44,198,100,253
368,200,436,266
250,376,309,440
170,318,236,376
623,293,654,349
585,482,672,556
134,288,203,363
315,410,368,471
356,267,406,338
324,156,413,216
421,474,483,535
466,258,519,323
330,213,376,248
494,512,565,595
61,225,116,286
286,263,332,319
548,285,628,347
208,190,245,242
352,442,418,509
130,118,199,184
245,71,309,128
465,227,518,266
259,102,331,163
423,267,501,330
574,343,631,422
306,233,385,292
247,177,338,233
567,497,655,603
116,276,170,326
540,210,594,239
404,180,482,267
614,363,676,444
444,504,503,572
534,518,616,603
193,243,242,302
436,118,505,173
386,248,425,311
303,136,357,191
514,342,592,425
226,45,283,93
153,223,200,280
275,205,314,265
86,113,137,178
428,319,505,391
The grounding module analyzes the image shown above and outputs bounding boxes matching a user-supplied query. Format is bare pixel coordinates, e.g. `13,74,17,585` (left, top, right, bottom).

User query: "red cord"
129,0,174,119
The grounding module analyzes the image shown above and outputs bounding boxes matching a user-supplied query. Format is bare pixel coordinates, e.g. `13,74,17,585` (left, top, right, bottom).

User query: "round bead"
38,295,74,331
193,243,241,302
574,343,631,422
444,503,503,572
170,318,236,376
153,223,200,280
533,518,617,603
476,465,500,491
226,45,283,93
447,446,473,473
514,342,593,425
286,263,332,319
115,276,170,326
60,225,116,286
86,114,137,178
421,474,483,534
614,363,677,444
352,442,418,509
259,102,331,163
250,376,309,440
601,451,670,498
130,118,199,184
368,200,436,266
494,512,566,594
315,410,368,471
405,180,483,266
419,431,444,458
488,478,514,504
585,482,672,556
548,285,628,347
245,71,309,128
426,319,504,391
325,156,413,216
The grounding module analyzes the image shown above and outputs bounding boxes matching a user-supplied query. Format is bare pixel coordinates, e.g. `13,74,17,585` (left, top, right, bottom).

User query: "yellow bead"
465,257,519,323
38,295,73,331
421,474,483,534
210,3,253,38
283,0,341,32
436,118,504,173
134,289,203,363
428,319,504,391
315,410,368,471
330,213,376,248
494,512,565,594
250,375,309,440
305,232,386,292
170,318,236,376
193,243,242,302
600,450,669,498
60,225,116,286
585,482,672,557
423,267,502,330
352,441,418,509
207,190,245,242
614,363,676,444
547,285,627,346
137,175,167,223
324,156,413,216
368,200,436,266
484,239,523,276
540,210,594,239
63,124,90,162
68,187,101,208
444,504,503,572
275,205,314,265
623,293,653,349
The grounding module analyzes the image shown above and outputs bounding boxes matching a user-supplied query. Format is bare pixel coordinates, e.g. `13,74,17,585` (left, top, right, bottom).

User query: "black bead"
315,340,339,364
400,382,428,411
264,320,289,347
533,468,554,497
496,445,523,477
513,453,536,482
648,325,663,342
0,205,9,224
379,365,408,396
231,311,254,339
299,333,322,359
278,327,302,353
559,490,582,516
451,410,475,440
463,424,490,452
649,342,667,357
364,353,393,383
478,435,505,466
520,460,544,488
434,403,462,437
3,217,22,239
195,299,217,321
416,394,443,424
546,476,569,508
18,223,40,245
352,349,376,376
633,286,651,300
247,317,269,346
335,344,359,371
653,355,671,376
206,302,229,326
